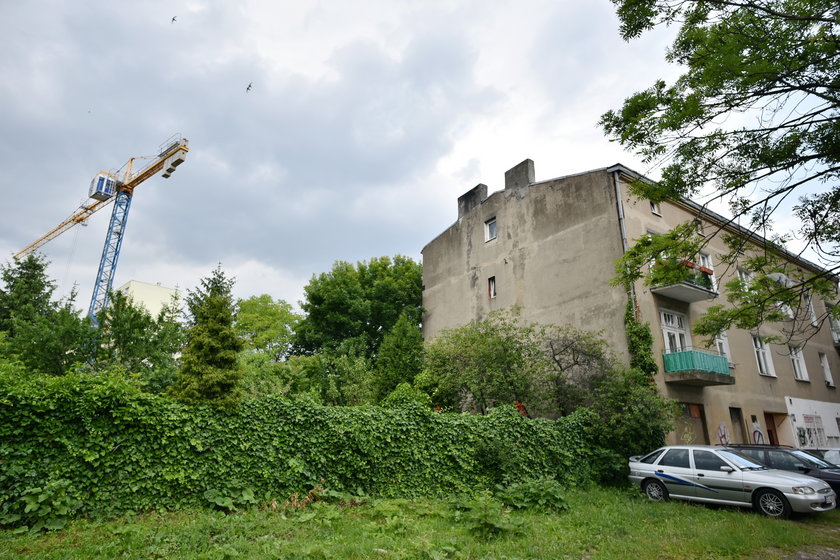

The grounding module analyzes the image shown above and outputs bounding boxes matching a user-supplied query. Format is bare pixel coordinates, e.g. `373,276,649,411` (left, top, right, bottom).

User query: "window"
808,295,819,327
714,331,732,364
819,352,834,387
698,252,716,291
650,201,661,215
660,310,689,353
488,276,496,299
789,345,809,381
779,302,794,319
693,450,728,471
659,448,690,468
752,335,776,377
827,304,840,343
737,268,753,289
640,449,665,464
484,217,497,242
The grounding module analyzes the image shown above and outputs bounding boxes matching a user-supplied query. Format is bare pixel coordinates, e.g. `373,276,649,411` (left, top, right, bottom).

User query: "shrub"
0,372,601,528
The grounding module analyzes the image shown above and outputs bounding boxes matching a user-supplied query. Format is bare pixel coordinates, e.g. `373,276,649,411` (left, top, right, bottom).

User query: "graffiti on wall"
751,419,764,444
717,422,731,445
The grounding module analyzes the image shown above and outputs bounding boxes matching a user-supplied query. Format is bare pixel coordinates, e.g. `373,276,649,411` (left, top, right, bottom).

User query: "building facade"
117,280,181,318
422,159,840,447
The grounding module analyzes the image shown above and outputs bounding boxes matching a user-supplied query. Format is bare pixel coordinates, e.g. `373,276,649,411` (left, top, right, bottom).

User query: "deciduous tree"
95,290,184,392
235,294,300,360
420,311,548,414
293,255,422,358
602,0,840,339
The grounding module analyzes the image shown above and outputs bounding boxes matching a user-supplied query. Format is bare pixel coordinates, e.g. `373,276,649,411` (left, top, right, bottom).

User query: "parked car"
726,444,840,494
803,448,840,466
628,445,836,518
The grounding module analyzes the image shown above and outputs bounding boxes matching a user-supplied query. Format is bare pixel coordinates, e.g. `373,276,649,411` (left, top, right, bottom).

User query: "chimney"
457,183,488,218
504,159,534,191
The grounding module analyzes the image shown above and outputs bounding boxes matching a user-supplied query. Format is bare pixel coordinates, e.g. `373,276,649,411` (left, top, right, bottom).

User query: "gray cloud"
0,0,667,307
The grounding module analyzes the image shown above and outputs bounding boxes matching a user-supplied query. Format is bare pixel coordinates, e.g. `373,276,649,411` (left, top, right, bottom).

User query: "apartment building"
422,159,840,447
117,280,181,318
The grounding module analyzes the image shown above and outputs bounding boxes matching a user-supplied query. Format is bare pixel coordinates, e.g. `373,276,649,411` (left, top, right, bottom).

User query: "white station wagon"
629,445,836,518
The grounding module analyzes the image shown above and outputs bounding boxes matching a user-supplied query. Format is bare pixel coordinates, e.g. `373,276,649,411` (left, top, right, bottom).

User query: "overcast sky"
0,0,679,310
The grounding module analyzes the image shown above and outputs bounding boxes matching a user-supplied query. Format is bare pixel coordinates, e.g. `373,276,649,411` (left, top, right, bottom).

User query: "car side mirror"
720,466,735,473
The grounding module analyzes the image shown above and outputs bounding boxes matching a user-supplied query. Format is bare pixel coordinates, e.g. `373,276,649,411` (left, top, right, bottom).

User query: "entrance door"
729,408,747,444
764,413,780,445
675,403,709,445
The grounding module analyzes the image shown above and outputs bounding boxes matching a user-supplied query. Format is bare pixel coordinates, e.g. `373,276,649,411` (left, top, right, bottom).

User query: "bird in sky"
171,16,177,23
246,82,253,92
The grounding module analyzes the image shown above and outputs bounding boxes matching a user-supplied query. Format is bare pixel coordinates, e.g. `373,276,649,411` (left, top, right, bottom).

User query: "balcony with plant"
648,258,718,303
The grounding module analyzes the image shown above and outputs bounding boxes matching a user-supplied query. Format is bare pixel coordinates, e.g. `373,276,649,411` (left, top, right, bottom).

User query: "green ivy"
623,300,657,377
0,371,601,528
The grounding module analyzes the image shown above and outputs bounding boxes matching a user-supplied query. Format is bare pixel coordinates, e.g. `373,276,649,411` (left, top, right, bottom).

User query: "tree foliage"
170,266,243,408
0,254,57,337
293,256,422,359
95,290,184,393
235,294,301,360
541,324,616,416
602,0,840,338
0,255,94,375
10,294,95,376
421,312,548,414
371,310,424,401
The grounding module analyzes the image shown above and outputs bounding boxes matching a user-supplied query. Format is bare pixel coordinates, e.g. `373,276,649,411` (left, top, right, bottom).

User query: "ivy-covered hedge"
0,371,602,524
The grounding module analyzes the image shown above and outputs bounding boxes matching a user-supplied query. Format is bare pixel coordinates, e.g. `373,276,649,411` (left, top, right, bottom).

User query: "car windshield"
791,449,835,469
718,449,768,470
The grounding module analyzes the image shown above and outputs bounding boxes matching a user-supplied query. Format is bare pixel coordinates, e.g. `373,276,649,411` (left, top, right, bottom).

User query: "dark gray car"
629,445,836,518
726,444,840,494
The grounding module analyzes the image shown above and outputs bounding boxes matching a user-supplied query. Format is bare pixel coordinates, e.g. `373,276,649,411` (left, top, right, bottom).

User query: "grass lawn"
2,486,839,559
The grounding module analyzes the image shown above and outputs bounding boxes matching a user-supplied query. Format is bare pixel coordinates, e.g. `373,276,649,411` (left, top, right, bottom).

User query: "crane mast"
15,135,189,324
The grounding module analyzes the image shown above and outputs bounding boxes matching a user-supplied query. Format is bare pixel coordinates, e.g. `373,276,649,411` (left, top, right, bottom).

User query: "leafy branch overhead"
603,0,840,338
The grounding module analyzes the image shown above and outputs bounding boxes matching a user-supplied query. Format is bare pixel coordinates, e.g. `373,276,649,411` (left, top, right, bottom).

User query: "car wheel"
753,489,791,519
643,479,668,502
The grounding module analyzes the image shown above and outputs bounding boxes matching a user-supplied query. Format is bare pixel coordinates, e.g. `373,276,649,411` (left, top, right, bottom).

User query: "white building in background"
117,280,181,318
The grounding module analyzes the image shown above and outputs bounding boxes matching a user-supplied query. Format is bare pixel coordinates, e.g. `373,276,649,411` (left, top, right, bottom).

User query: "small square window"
485,217,497,242
650,201,661,215
488,276,497,299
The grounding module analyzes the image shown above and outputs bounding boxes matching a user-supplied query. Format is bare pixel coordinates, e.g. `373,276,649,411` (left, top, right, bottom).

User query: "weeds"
2,487,839,559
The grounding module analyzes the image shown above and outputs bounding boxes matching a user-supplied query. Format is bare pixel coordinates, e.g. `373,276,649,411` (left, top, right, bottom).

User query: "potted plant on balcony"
680,259,696,269
694,269,714,290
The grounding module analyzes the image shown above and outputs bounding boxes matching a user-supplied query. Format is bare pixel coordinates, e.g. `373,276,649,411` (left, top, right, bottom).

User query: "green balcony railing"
663,349,730,376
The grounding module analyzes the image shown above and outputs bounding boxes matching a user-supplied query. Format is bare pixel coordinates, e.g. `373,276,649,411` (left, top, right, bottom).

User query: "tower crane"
15,134,189,324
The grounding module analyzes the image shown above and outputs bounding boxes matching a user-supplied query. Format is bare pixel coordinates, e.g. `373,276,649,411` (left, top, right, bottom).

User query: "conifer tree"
0,254,57,336
372,311,423,401
170,265,243,408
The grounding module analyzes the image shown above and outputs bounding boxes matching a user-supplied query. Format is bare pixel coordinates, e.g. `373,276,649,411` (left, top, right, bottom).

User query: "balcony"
650,261,718,303
663,348,734,386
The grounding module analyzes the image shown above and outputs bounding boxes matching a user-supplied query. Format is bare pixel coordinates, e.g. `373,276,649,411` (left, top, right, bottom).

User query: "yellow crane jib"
14,134,189,323
15,136,189,260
